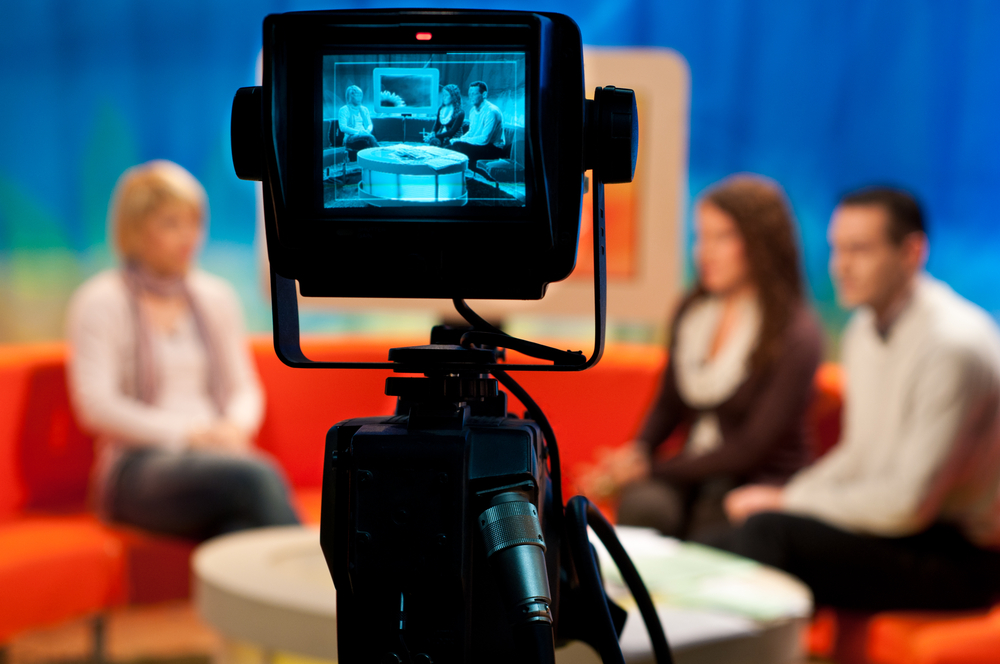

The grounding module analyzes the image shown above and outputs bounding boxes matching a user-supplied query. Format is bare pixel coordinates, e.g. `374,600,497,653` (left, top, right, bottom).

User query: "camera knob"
584,86,638,185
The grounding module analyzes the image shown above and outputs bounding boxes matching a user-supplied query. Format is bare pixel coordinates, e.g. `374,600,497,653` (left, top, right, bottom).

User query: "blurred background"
4,0,999,349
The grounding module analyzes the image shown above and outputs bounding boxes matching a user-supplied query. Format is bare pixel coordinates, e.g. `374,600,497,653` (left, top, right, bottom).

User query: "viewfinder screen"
322,52,527,209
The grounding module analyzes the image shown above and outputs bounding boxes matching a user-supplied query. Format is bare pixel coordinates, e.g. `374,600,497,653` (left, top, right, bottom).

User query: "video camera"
231,9,670,664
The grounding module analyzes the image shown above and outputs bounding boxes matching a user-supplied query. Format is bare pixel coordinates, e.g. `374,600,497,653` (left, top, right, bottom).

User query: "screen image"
322,52,527,210
375,68,439,114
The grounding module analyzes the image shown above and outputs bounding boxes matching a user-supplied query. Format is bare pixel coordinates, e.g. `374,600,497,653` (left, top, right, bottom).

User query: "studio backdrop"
1,0,998,348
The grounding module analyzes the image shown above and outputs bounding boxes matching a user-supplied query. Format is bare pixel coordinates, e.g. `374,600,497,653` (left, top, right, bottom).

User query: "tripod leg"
91,614,107,664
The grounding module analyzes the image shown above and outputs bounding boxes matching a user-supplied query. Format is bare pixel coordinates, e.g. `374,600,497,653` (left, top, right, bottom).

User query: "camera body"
322,370,552,663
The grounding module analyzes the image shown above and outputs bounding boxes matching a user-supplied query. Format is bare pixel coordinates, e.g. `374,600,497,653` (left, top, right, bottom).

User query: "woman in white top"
67,160,299,540
337,85,378,154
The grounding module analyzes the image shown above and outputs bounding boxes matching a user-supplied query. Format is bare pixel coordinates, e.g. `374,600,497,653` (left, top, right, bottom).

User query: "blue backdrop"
2,0,998,343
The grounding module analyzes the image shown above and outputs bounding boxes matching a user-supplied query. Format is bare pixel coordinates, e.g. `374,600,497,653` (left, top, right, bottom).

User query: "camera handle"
264,85,638,374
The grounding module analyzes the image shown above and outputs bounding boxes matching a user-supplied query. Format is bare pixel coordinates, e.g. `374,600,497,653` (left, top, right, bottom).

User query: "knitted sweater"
784,276,1000,546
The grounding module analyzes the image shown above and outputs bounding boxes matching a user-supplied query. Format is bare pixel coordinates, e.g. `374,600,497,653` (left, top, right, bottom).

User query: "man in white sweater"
719,187,1000,610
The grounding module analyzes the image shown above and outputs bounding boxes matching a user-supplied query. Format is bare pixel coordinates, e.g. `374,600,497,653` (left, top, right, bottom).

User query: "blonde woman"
67,160,299,540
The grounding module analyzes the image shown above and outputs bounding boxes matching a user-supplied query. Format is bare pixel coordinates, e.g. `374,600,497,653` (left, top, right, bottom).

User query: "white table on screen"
356,144,468,206
194,525,811,664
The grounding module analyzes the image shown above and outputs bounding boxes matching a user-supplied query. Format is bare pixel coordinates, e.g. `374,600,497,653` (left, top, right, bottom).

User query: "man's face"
828,204,914,310
349,90,361,106
468,86,484,107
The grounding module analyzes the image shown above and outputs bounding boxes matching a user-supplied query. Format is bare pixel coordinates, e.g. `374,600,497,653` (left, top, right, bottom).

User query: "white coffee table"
356,144,468,206
194,526,811,664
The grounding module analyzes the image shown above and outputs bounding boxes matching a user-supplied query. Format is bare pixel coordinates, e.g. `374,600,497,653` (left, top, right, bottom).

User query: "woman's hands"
576,441,652,500
723,484,785,524
187,420,250,453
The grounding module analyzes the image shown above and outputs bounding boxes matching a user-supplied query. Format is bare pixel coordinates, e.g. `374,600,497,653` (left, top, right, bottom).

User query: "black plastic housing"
233,10,588,300
322,411,548,664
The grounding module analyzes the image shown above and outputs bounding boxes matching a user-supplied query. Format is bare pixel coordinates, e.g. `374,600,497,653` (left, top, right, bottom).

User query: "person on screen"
426,84,465,147
576,175,822,542
338,85,379,153
67,160,300,541
719,187,1000,611
448,80,504,171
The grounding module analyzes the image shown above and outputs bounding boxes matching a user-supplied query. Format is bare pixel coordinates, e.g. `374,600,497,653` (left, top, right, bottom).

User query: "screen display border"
319,46,531,219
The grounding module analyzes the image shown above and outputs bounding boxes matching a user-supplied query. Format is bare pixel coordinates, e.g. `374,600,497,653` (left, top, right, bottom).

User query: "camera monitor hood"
231,9,637,371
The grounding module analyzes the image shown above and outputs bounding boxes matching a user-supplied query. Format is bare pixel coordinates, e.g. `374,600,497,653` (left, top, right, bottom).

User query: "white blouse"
66,269,265,499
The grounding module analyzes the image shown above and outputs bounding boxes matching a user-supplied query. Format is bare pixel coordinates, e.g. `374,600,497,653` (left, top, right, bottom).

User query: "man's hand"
187,420,250,453
576,442,651,500
724,484,785,524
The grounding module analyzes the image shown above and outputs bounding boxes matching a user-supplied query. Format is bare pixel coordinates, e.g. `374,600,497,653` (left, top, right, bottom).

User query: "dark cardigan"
637,301,823,486
432,107,465,142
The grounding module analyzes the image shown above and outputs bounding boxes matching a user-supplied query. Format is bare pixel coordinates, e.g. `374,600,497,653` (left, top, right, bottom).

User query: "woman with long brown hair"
426,83,465,147
579,174,822,541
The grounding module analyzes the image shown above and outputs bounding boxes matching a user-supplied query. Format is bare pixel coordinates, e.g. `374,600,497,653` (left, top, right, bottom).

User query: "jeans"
711,512,1000,610
345,133,379,153
447,141,504,170
109,448,301,541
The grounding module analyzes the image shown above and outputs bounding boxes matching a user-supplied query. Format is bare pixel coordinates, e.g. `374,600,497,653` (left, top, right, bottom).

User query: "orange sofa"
0,337,845,651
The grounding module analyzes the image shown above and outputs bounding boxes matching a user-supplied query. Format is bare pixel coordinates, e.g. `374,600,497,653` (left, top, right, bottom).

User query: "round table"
194,526,811,664
356,144,468,206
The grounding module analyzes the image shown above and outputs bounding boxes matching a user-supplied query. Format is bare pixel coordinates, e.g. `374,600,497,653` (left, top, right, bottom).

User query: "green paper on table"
592,527,812,622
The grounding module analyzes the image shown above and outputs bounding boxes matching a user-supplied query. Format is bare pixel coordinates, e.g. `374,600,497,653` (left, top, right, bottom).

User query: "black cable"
584,500,674,664
451,298,565,527
452,298,505,336
512,622,556,664
462,331,584,366
452,299,588,367
453,298,668,663
564,497,627,664
460,331,586,366
491,368,563,531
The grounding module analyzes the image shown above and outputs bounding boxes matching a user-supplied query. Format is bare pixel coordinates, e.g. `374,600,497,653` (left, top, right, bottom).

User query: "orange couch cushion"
0,364,30,521
0,515,125,643
809,363,844,460
294,486,324,524
252,338,398,489
867,609,1000,664
18,362,95,511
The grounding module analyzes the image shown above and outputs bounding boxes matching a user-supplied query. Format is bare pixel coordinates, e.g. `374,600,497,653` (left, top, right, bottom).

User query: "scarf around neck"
439,105,454,127
673,294,762,455
122,262,229,416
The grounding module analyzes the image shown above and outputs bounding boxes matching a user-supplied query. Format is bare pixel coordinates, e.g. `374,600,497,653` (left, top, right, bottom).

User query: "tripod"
320,330,673,664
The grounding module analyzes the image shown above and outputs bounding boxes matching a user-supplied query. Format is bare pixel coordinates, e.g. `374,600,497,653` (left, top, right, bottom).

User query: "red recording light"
416,32,432,41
